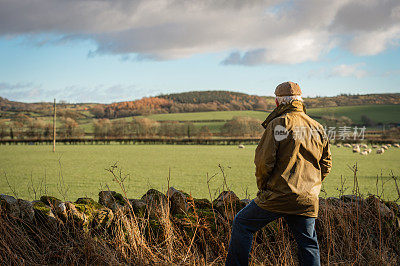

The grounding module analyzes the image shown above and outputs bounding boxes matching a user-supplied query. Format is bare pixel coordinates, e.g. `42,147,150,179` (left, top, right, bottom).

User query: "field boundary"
0,137,262,145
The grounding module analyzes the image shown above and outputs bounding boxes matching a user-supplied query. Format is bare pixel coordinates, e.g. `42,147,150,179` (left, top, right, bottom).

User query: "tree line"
91,91,274,119
0,114,84,140
92,116,264,138
0,115,264,140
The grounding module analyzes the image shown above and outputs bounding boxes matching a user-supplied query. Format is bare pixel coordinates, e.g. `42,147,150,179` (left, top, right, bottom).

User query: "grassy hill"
140,110,268,121
1,92,400,138
141,105,400,125
307,105,400,125
134,105,399,133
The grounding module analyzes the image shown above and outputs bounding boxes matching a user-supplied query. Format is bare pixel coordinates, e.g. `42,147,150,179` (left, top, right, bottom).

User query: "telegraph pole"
53,98,56,152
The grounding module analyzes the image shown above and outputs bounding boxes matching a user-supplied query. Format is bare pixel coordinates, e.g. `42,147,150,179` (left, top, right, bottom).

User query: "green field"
6,105,397,135
306,104,400,124
133,105,400,133
141,110,269,121
0,144,399,202
136,105,400,133
136,105,400,124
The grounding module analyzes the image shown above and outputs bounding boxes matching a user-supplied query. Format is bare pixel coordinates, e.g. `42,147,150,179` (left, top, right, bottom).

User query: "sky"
0,0,399,103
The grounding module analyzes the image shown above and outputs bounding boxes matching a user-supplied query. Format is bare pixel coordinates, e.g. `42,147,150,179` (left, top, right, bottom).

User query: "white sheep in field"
238,144,245,149
360,150,368,155
387,144,392,147
394,144,400,148
362,149,372,154
353,146,360,153
376,148,385,154
343,143,352,148
382,145,388,150
372,145,379,149
336,143,342,147
360,144,368,149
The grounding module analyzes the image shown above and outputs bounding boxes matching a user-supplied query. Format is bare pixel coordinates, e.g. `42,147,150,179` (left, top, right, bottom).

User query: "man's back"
226,82,329,266
254,100,332,217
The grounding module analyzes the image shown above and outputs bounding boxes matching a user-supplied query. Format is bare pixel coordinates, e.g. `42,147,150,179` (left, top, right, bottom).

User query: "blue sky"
0,0,399,103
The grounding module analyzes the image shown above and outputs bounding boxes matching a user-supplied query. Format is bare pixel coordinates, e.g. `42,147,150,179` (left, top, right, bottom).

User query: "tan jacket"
254,101,332,217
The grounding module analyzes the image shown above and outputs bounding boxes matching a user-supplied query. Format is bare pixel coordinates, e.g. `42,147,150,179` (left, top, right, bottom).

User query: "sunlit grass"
0,144,399,201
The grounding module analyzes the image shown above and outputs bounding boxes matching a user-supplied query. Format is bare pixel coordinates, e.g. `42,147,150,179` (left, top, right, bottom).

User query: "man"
226,82,332,266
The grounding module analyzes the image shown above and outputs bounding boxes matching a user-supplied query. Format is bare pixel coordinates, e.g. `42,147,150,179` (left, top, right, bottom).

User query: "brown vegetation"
303,93,400,108
0,165,399,265
1,92,400,141
221,117,264,137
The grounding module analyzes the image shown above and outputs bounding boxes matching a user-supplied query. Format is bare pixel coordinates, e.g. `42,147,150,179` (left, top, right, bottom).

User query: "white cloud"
0,0,399,65
347,26,400,56
331,63,367,78
0,82,156,103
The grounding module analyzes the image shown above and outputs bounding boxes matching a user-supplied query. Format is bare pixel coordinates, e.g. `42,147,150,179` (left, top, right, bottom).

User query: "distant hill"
158,91,264,105
303,93,400,108
103,91,400,118
1,92,400,140
104,91,271,118
1,92,400,119
0,96,33,111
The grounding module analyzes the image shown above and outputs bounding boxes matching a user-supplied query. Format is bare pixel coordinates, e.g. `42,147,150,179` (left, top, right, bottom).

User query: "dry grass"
0,165,399,265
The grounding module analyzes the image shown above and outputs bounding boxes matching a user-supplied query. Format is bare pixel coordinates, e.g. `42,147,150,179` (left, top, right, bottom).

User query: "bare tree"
60,118,83,138
94,118,112,138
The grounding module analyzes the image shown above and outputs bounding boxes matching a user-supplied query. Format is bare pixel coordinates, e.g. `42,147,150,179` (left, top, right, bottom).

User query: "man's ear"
275,98,279,107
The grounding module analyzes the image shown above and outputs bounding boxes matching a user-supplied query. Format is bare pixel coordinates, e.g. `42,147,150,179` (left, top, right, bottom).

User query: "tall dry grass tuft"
0,163,399,265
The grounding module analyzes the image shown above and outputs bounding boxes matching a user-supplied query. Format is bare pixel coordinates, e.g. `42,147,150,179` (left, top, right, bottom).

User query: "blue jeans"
226,200,320,266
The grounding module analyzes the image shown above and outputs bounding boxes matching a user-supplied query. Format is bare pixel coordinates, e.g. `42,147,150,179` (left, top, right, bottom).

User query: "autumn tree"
10,121,23,139
321,115,353,127
254,99,268,111
0,120,7,139
361,115,375,127
132,118,159,137
111,119,129,138
25,118,46,139
43,123,53,139
199,125,212,139
94,119,112,138
59,109,83,120
60,118,83,138
222,117,263,137
158,121,185,137
90,105,106,118
184,122,198,138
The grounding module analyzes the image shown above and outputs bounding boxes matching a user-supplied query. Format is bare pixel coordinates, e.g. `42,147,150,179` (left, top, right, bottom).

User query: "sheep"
376,148,385,154
372,145,379,149
336,143,342,147
360,144,368,149
382,145,388,150
363,149,372,154
353,146,360,153
394,144,400,148
387,144,392,147
238,144,245,149
360,150,368,155
343,143,351,148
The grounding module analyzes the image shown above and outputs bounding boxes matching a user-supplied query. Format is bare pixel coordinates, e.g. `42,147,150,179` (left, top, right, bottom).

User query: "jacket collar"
261,100,306,129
